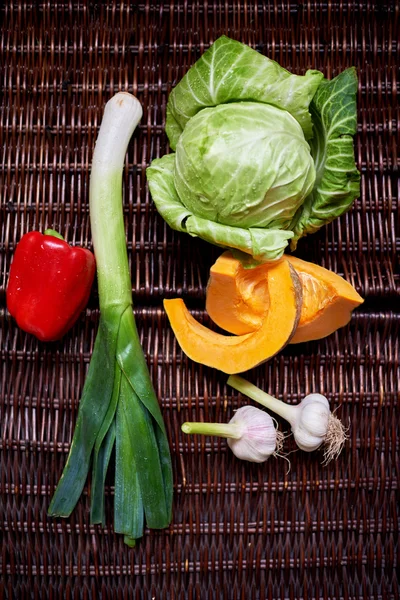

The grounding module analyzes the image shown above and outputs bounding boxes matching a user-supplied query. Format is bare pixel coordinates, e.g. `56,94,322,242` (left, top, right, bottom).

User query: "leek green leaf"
114,396,144,539
90,365,121,526
48,308,123,518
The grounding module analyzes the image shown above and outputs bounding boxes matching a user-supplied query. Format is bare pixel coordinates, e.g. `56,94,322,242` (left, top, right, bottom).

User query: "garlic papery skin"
181,405,281,463
227,406,279,462
290,394,330,452
228,376,347,463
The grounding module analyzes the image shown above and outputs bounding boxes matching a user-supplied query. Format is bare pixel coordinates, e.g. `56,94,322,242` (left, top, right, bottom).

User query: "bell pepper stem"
44,229,64,240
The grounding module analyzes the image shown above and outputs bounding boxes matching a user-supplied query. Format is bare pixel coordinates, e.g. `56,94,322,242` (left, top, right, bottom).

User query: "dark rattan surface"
1,1,399,598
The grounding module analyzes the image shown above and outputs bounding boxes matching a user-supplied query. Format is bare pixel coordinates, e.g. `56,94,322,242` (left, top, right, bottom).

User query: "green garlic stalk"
48,93,173,545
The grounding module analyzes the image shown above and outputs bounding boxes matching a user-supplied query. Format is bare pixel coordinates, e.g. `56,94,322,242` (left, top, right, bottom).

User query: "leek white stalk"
90,93,141,309
182,405,283,463
228,376,347,463
48,93,173,546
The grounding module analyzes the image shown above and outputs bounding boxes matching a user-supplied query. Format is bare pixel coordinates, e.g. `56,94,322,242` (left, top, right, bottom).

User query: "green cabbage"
174,102,316,229
147,36,360,263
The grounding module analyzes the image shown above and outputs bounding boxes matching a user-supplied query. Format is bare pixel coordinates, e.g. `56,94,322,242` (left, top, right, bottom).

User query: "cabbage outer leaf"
166,36,324,148
145,154,192,229
290,68,360,248
147,154,293,262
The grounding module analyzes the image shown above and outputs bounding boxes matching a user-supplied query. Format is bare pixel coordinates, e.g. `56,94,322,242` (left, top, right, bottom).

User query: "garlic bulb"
227,406,280,462
228,376,347,464
181,405,283,463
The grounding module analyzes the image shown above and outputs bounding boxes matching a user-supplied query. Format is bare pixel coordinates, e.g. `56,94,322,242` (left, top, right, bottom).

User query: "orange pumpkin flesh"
206,253,269,335
206,251,363,344
164,259,302,374
286,256,364,343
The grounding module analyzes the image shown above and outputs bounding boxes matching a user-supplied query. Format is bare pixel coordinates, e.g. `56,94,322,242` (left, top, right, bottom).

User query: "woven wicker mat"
1,1,399,598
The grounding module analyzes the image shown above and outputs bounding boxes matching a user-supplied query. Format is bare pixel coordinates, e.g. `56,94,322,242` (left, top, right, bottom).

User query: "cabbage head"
147,36,360,263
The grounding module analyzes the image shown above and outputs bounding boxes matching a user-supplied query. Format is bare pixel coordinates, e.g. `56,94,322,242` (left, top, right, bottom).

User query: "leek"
48,93,173,543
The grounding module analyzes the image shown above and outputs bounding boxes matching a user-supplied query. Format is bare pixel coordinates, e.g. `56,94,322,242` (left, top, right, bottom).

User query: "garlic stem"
227,375,295,424
181,421,243,440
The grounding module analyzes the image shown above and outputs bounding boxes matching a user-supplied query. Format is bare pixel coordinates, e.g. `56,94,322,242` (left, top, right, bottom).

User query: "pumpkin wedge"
206,251,363,344
286,256,364,343
164,259,302,375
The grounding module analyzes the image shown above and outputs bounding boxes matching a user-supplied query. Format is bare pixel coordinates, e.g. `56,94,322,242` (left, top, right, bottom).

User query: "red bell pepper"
7,230,96,342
